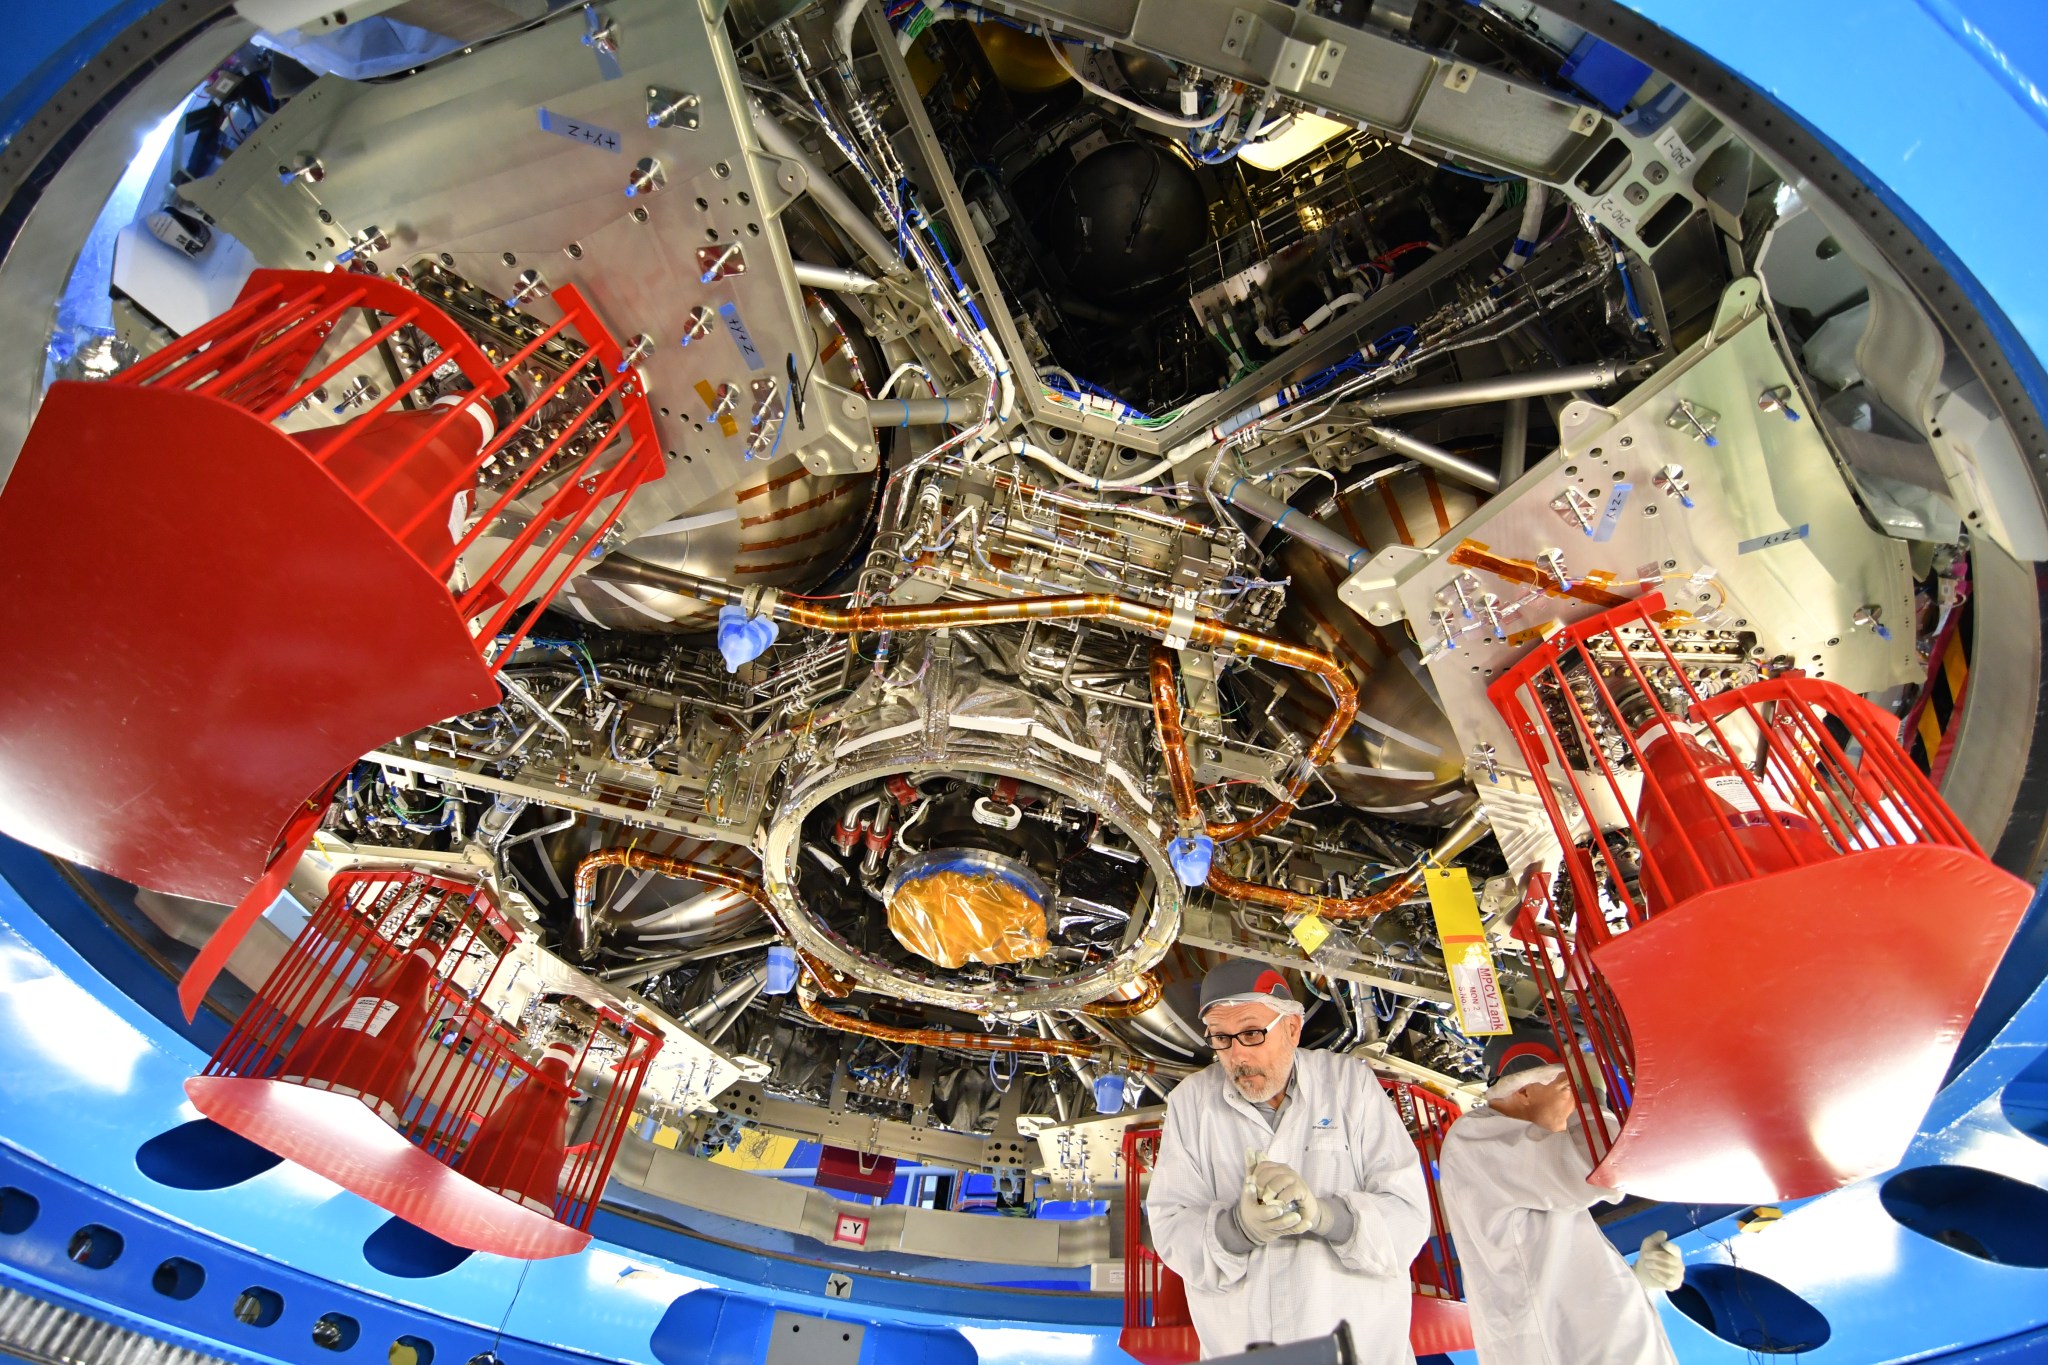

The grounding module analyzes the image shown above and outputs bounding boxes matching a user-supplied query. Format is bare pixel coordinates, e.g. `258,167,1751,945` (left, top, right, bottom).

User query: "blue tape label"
1738,524,1810,555
1592,482,1631,542
718,302,765,371
537,108,622,153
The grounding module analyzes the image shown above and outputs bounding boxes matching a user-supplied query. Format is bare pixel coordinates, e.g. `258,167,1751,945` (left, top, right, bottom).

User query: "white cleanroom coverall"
1438,1107,1679,1365
1145,1048,1431,1359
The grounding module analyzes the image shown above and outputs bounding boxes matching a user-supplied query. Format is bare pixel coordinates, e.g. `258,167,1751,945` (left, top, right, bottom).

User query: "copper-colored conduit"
571,848,852,995
778,593,1357,842
1078,972,1162,1019
1152,647,1426,920
797,981,1155,1071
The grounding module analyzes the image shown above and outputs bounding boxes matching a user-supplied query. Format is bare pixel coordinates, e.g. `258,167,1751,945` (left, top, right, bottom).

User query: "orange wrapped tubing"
1151,646,1421,920
570,848,852,996
774,592,1358,843
1079,972,1163,1019
1208,864,1424,921
796,981,1155,1070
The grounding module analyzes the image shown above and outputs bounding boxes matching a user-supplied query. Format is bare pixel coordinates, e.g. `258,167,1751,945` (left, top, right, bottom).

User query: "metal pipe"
1500,395,1530,484
1361,424,1500,494
588,560,1360,844
750,102,903,275
791,260,881,294
597,932,780,987
587,557,742,605
1353,361,1626,418
500,675,579,756
691,965,768,1043
1214,474,1369,573
864,395,967,426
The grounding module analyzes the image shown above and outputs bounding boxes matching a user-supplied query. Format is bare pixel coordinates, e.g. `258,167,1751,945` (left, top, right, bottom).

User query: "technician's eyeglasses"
1204,1026,1270,1051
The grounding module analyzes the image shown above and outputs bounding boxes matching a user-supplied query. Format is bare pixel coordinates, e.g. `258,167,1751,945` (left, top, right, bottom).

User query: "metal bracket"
748,150,808,219
1222,8,1257,58
645,85,700,130
1310,38,1346,88
1711,277,1763,343
1337,543,1436,626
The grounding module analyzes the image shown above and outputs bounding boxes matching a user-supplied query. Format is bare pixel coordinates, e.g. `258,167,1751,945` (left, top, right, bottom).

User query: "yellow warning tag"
1424,866,1510,1036
1291,912,1331,956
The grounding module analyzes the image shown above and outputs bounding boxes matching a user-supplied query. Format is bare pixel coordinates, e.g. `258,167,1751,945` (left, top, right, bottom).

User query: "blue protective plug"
716,604,779,672
1168,834,1215,888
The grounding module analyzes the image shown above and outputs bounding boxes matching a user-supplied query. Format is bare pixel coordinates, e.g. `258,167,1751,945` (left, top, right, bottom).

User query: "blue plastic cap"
764,945,799,996
1168,835,1214,888
716,604,779,672
1093,1075,1126,1114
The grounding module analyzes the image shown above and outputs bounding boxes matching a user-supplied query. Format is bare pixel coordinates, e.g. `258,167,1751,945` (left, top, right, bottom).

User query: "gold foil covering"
886,870,1050,969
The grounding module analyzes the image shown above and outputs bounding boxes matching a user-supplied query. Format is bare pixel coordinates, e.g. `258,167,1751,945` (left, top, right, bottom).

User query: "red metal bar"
489,435,648,653
193,290,370,399
259,310,420,422
461,418,635,625
432,362,628,560
146,288,329,392
114,283,290,387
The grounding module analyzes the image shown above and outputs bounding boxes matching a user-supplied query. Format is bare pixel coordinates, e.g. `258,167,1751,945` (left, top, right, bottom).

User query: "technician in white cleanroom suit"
1438,1039,1685,1365
1145,959,1431,1358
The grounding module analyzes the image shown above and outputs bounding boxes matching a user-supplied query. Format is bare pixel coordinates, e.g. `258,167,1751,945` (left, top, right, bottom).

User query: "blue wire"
1433,159,1516,183
1609,233,1652,334
1042,373,1154,420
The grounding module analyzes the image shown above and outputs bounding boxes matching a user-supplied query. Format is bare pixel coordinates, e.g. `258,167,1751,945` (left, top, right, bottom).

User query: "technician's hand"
1251,1161,1322,1239
1235,1166,1303,1245
1632,1231,1684,1292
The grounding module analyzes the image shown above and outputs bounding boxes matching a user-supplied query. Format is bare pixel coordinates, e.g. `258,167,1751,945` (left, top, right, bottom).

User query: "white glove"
1234,1170,1302,1245
1632,1231,1684,1292
1251,1161,1322,1239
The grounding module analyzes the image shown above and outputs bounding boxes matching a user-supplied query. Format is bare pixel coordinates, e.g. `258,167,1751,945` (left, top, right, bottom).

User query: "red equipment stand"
1118,1078,1472,1364
186,869,660,1260
0,269,661,1017
1491,592,2031,1204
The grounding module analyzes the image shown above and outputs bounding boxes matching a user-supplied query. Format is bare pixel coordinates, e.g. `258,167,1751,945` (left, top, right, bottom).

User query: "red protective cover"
1589,843,2032,1202
185,1075,590,1259
0,382,496,906
814,1145,897,1199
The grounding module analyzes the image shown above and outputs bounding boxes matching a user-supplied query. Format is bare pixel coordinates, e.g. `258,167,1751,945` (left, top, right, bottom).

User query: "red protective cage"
1118,1078,1473,1364
1120,1126,1200,1365
185,869,661,1259
1489,592,2029,1202
0,267,664,1018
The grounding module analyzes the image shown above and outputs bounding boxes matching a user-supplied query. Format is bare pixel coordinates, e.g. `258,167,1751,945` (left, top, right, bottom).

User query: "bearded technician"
1144,959,1431,1359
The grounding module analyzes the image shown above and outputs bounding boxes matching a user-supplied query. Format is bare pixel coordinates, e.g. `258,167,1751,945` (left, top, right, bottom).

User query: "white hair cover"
1483,1061,1566,1104
1201,993,1307,1022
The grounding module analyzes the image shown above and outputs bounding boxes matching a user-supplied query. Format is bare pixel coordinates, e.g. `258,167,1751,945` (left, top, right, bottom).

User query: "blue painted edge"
0,835,231,1056
0,1142,650,1365
0,0,171,154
